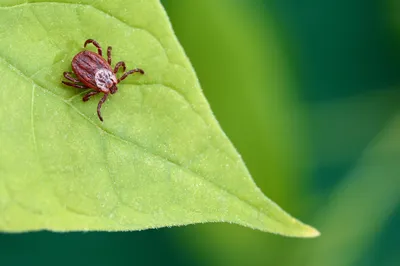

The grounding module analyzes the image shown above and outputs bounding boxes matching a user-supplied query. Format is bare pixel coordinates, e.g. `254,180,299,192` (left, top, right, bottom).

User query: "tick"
62,39,144,122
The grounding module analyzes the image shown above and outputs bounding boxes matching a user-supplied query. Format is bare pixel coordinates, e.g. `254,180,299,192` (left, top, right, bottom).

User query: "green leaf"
0,0,318,237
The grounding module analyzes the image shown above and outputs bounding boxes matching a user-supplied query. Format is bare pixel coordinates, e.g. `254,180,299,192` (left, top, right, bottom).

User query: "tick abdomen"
72,50,112,89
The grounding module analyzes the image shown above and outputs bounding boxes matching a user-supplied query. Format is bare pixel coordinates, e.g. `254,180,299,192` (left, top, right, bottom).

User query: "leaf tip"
304,226,321,238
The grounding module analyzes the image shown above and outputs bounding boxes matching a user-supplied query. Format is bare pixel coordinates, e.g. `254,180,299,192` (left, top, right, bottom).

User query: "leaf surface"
0,0,318,237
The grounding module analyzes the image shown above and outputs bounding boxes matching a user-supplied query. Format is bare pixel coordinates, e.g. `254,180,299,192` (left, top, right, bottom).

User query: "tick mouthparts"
110,85,118,94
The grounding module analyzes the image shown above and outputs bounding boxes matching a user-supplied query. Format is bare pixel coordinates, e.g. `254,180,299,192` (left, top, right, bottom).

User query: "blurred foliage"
164,0,313,265
164,0,400,266
388,0,400,43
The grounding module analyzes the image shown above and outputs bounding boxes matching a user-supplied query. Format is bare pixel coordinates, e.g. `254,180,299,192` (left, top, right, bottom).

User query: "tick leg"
107,46,112,65
82,91,100,102
84,39,102,56
97,93,109,122
63,71,80,83
62,81,88,89
113,61,126,73
118,68,145,82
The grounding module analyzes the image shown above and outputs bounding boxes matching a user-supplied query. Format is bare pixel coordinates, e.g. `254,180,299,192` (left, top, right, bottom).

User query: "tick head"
110,84,118,94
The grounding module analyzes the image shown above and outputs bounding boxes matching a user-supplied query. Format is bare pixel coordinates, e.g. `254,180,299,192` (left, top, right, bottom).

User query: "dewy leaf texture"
0,0,318,237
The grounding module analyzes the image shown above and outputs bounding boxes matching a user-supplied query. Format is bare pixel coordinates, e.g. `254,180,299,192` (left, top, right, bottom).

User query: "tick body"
62,39,144,122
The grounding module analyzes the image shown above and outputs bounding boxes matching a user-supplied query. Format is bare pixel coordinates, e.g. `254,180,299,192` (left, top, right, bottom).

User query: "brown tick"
62,39,144,122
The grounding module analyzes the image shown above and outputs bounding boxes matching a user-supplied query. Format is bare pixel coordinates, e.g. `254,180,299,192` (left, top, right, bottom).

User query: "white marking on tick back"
95,68,117,92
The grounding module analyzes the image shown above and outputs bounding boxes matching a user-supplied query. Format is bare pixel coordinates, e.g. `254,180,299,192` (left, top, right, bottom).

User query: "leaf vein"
30,85,37,152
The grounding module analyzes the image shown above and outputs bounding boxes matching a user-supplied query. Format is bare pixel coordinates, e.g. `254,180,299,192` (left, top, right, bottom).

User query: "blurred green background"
1,0,399,265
